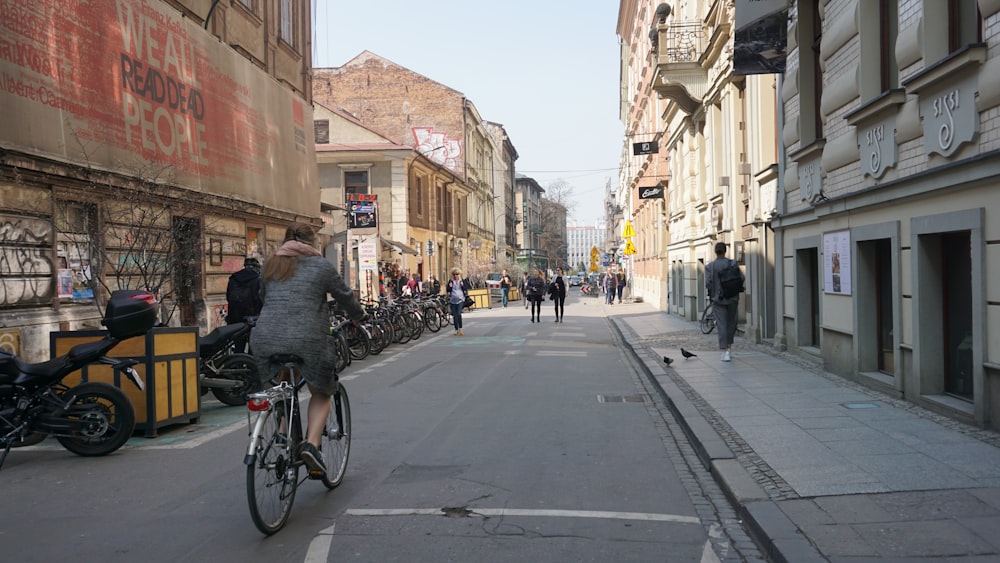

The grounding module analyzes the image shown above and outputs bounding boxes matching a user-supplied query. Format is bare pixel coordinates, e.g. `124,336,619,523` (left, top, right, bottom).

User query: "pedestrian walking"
602,267,618,305
499,269,512,308
549,267,567,322
705,241,745,362
446,268,470,335
525,269,546,322
519,271,529,309
616,270,626,303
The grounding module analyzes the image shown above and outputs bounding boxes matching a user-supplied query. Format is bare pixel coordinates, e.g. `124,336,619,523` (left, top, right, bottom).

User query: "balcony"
653,20,708,115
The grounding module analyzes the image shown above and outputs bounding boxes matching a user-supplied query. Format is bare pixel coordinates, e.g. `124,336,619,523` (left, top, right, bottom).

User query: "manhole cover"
841,402,879,409
597,394,646,403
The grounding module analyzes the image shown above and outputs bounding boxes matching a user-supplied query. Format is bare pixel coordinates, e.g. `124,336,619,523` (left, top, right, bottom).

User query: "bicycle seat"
269,353,304,365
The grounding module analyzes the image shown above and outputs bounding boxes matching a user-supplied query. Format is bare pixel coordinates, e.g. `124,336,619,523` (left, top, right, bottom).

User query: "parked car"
485,272,503,289
568,275,582,286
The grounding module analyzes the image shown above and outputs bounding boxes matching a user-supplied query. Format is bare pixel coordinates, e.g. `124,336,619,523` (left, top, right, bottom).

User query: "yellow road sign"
622,221,636,238
623,239,637,255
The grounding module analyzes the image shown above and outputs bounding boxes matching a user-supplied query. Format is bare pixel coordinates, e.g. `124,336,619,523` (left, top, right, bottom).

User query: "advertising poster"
0,0,316,214
823,230,851,295
734,0,788,75
348,201,377,229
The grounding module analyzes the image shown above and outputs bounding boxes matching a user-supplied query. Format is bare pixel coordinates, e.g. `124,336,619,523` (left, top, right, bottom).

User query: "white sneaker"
721,350,731,362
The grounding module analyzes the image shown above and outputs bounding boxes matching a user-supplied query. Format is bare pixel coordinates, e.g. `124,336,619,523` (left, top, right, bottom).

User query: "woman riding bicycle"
250,222,366,477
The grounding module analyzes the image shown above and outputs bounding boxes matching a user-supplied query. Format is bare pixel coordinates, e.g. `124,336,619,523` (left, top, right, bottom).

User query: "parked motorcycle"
0,290,156,470
198,318,259,406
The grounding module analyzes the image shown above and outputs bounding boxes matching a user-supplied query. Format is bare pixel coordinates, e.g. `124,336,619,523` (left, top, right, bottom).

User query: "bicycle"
700,303,716,334
244,355,351,535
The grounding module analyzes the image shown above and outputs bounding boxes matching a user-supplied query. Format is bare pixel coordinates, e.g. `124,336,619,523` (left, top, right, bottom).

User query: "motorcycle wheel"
211,354,261,406
55,382,136,457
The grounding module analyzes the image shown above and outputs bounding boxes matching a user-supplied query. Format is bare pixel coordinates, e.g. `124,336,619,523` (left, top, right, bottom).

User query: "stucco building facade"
774,0,1000,429
0,0,319,361
618,0,780,339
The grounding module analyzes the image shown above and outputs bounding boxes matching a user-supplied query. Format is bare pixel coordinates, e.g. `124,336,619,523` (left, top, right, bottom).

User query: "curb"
610,317,826,563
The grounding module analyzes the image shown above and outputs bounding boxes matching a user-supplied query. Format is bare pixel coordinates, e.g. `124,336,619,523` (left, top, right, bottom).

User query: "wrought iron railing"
660,21,704,64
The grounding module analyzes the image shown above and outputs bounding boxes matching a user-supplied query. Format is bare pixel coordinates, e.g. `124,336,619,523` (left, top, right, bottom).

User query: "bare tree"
537,179,574,270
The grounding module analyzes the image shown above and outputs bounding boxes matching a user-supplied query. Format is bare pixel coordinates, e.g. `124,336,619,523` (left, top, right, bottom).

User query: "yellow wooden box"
50,327,200,438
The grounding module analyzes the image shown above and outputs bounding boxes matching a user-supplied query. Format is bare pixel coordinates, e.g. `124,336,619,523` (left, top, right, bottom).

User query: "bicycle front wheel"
320,386,351,489
700,307,716,334
247,405,298,534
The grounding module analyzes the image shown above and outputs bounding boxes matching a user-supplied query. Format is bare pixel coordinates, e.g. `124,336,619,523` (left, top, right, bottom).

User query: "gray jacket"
250,256,363,394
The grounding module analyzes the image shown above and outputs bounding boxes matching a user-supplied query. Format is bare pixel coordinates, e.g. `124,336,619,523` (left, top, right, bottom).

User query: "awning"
380,236,419,255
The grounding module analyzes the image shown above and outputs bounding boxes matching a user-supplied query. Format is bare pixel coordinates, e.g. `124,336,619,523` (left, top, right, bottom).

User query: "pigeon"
663,356,673,366
680,348,697,359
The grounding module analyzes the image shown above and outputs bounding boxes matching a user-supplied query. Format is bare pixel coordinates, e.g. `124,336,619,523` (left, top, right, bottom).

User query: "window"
279,0,294,44
54,201,96,302
314,120,329,144
344,170,368,198
859,0,899,100
437,184,446,224
237,0,254,11
792,2,825,146
923,0,982,63
414,176,424,216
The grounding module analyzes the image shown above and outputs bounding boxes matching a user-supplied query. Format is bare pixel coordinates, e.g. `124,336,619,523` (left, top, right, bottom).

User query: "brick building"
313,52,513,280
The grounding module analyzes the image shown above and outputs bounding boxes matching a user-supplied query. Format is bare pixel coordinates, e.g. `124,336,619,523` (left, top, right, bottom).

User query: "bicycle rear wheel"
320,386,351,489
247,403,298,534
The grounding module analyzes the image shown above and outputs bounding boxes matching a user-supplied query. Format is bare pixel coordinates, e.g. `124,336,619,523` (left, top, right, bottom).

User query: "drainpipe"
772,72,787,351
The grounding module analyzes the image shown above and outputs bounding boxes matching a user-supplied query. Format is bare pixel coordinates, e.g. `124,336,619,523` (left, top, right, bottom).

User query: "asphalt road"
0,293,748,562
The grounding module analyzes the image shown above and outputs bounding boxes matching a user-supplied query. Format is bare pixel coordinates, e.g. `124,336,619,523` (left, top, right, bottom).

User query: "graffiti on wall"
212,303,227,329
0,215,54,306
411,127,462,172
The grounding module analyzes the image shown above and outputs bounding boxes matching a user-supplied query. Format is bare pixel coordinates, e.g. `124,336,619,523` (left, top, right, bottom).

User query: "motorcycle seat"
199,323,247,357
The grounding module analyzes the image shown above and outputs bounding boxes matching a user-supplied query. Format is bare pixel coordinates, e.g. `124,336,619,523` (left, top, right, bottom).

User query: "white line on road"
344,507,700,524
536,350,588,357
304,523,337,563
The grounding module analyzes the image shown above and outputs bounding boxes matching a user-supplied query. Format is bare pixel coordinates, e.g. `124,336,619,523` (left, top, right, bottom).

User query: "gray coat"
250,256,364,394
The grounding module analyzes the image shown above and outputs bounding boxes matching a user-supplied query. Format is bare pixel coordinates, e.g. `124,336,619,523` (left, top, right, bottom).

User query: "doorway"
796,247,820,347
942,232,972,399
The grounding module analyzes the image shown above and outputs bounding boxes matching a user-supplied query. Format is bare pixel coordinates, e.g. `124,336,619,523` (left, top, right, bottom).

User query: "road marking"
344,507,700,524
304,523,336,563
138,419,244,449
536,350,587,357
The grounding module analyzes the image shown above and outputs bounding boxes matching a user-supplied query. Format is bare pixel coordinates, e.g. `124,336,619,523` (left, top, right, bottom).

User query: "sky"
312,0,624,226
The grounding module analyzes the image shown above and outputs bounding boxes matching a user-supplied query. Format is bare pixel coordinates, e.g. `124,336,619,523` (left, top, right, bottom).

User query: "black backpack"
227,274,261,320
718,260,744,299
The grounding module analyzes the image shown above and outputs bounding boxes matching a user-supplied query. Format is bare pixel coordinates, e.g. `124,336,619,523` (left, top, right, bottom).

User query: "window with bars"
314,120,329,144
54,201,97,302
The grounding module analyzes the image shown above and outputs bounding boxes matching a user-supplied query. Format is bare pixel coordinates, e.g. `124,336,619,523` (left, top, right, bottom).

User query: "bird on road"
663,356,673,366
680,348,697,359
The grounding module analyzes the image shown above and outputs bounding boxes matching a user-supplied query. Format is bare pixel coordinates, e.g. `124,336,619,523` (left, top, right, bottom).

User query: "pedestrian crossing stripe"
444,336,526,346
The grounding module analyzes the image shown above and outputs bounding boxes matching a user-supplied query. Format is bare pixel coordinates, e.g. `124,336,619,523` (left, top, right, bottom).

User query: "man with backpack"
705,242,744,362
226,257,263,352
